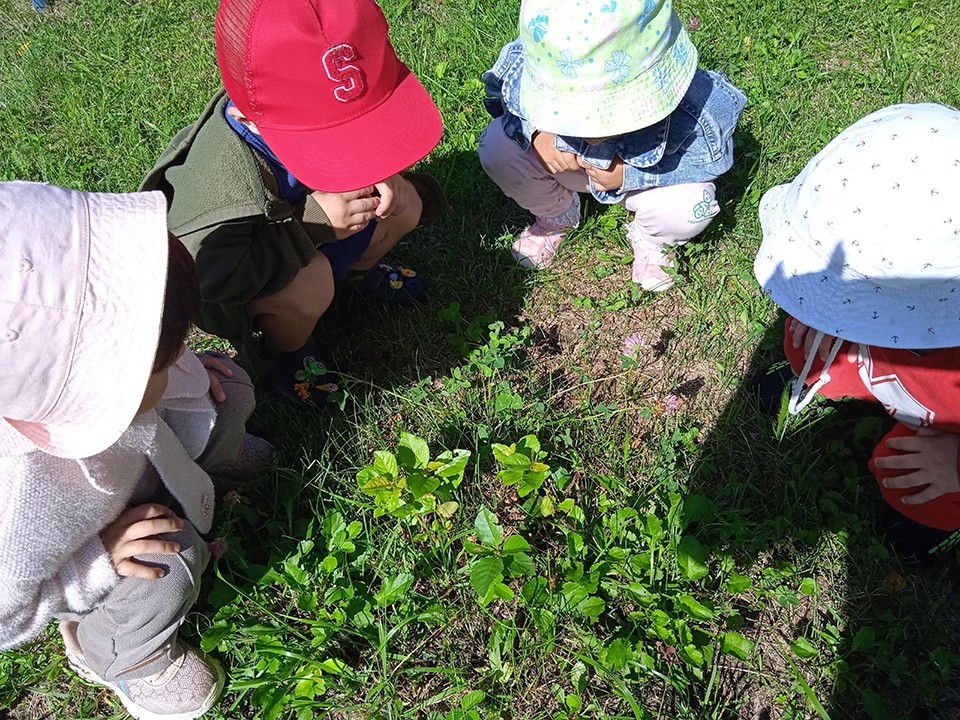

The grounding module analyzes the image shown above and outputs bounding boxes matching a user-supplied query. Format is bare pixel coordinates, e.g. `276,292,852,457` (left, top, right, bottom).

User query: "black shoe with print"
352,258,427,304
263,342,341,409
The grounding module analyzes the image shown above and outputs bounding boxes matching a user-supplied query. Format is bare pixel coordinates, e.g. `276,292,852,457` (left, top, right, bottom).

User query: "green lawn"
3,0,960,717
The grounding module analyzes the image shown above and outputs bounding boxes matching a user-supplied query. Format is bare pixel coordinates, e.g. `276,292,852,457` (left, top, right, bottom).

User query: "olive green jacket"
141,89,446,371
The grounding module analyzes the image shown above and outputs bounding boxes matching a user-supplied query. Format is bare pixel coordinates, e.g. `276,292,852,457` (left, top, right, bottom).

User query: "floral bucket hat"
755,103,960,354
518,0,697,138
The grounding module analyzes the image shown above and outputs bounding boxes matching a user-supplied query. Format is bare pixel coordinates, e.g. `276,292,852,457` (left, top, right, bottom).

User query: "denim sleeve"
652,69,747,186
619,161,648,195
619,69,747,191
583,173,626,204
481,68,505,119
608,119,670,195
588,156,646,202
591,187,624,204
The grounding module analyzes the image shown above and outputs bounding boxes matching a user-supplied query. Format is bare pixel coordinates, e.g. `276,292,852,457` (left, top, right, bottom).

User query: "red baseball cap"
216,0,443,192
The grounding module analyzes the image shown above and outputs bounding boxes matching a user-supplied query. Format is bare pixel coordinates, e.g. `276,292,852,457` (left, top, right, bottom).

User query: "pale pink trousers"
478,118,719,250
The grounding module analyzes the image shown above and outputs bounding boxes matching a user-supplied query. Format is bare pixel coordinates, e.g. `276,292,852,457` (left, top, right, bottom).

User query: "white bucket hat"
755,103,960,352
0,182,169,459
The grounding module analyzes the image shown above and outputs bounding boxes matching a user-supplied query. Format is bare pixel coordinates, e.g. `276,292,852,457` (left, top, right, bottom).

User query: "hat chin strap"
788,331,845,415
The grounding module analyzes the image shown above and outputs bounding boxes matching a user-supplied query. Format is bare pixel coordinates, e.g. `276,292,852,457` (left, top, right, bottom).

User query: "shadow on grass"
675,124,763,272
687,319,960,719
314,148,532,391
318,122,766,386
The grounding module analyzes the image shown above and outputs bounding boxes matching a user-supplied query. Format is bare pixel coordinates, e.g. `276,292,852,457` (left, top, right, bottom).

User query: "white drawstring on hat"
788,330,846,415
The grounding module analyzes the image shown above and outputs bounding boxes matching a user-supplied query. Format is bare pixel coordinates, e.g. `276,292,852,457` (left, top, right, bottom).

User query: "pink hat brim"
3,187,168,459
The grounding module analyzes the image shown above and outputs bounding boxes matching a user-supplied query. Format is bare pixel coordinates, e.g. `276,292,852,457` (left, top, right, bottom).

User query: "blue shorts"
320,220,377,284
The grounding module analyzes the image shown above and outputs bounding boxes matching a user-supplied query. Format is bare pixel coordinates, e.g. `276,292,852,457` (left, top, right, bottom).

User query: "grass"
3,0,960,717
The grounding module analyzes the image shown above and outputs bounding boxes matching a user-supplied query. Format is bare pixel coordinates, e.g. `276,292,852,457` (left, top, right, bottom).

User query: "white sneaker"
208,432,274,486
61,622,224,720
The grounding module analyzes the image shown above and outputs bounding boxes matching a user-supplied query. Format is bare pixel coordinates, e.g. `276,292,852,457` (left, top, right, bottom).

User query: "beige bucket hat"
0,182,169,458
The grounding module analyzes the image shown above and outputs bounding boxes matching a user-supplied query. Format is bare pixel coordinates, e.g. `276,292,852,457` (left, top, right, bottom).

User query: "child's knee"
204,354,251,388
142,523,209,604
395,189,423,235
218,356,252,388
372,193,423,251
201,354,256,418
627,182,718,245
287,254,336,321
251,253,334,328
870,425,960,531
220,370,256,420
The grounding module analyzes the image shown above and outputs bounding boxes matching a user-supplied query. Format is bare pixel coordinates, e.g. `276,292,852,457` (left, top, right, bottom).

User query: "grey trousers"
66,358,255,681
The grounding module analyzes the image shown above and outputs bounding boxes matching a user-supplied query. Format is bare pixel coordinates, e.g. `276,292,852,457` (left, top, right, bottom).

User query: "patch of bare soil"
523,265,754,436
6,692,55,720
718,588,825,719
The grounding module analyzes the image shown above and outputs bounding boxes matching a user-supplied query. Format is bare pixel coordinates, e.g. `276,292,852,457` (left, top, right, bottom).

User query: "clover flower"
622,333,647,356
208,538,229,558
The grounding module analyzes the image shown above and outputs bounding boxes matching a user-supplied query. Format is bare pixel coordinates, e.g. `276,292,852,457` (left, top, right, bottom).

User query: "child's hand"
531,131,581,174
99,504,186,580
311,187,380,239
198,353,234,403
578,156,624,192
876,428,960,504
788,318,857,363
373,174,420,221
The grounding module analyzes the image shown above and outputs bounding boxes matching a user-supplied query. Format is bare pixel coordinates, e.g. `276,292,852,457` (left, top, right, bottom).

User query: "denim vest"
482,39,747,204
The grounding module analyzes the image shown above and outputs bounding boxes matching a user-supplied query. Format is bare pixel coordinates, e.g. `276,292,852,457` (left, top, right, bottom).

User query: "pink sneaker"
629,228,675,292
511,223,569,269
511,194,581,269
